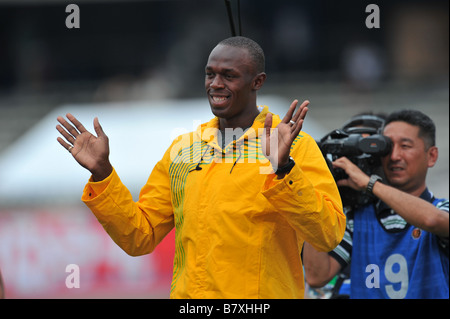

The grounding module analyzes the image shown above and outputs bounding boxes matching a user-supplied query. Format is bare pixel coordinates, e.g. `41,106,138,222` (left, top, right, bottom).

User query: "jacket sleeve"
261,133,346,252
81,148,174,257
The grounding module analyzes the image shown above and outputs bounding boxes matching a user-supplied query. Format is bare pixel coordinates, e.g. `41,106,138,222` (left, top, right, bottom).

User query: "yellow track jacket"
82,106,345,298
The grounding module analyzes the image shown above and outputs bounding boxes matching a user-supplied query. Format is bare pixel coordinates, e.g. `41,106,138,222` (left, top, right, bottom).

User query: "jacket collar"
195,105,281,149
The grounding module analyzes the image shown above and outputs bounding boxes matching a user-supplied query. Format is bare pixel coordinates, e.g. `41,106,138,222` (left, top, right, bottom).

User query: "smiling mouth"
211,96,229,102
209,94,231,107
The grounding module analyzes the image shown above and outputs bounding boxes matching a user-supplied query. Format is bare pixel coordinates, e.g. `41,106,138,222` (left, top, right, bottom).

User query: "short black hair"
385,109,436,149
218,36,265,74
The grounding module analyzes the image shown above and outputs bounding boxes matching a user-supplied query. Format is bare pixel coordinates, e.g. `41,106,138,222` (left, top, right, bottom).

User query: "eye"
225,74,234,79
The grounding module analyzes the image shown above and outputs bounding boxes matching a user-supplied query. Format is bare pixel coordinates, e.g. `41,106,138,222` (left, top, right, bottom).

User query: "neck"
219,105,260,130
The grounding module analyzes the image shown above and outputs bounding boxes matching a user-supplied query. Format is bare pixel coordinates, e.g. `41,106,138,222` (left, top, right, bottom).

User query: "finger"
331,158,344,169
93,117,106,138
332,156,349,168
281,99,299,124
293,107,308,134
290,103,309,137
57,115,80,139
264,112,273,130
56,124,76,145
291,118,304,137
291,100,309,123
57,136,74,153
264,113,273,156
66,113,88,134
336,179,349,187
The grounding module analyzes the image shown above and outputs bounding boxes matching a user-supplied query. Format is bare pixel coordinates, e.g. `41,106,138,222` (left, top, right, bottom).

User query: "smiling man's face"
205,44,264,128
382,121,437,194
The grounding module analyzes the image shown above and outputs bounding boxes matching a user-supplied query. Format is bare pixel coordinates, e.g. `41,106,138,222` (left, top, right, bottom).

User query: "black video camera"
318,115,392,210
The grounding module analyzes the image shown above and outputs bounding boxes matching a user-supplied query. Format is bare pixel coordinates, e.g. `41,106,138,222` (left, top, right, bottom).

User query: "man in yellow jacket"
56,36,345,298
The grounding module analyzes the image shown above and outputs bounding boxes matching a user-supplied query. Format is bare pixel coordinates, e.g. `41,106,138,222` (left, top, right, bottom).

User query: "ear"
427,146,438,168
252,72,267,91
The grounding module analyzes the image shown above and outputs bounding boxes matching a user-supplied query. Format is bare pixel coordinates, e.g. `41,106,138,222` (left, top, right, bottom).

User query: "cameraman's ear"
427,146,438,168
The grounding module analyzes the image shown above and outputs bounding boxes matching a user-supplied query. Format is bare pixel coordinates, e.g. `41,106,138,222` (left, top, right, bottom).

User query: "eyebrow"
205,66,236,73
399,137,414,144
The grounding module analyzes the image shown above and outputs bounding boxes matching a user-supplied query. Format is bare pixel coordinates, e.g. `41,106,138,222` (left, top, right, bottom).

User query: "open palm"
56,114,112,181
262,99,309,171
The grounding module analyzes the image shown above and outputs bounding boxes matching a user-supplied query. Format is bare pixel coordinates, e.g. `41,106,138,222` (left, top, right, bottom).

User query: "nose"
389,143,402,161
209,75,225,89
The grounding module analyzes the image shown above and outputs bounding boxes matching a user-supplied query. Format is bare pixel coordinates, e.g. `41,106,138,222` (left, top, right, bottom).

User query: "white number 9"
384,253,409,299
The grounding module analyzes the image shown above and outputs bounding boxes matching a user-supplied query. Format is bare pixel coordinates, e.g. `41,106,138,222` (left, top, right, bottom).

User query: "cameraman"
303,109,449,299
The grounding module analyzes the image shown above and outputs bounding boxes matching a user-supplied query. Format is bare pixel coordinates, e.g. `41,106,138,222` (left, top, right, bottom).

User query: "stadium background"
0,0,448,298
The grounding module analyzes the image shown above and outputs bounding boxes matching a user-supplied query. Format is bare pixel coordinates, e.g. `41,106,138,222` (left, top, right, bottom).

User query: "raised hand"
262,99,309,173
56,113,113,181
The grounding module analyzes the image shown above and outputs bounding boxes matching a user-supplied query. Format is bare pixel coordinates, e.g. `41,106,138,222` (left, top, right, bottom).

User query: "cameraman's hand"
332,157,370,191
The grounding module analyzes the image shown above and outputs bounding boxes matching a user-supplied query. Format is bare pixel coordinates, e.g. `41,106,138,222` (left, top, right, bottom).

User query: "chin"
386,176,407,188
210,105,232,119
210,107,225,119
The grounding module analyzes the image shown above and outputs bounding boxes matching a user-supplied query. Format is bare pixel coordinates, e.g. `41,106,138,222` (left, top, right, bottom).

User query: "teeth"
212,96,227,102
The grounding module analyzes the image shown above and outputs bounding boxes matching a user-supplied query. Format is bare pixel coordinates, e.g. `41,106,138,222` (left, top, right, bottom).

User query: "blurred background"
0,0,448,298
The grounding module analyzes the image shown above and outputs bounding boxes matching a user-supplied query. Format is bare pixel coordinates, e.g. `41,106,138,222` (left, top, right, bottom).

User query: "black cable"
237,0,242,36
224,0,236,36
